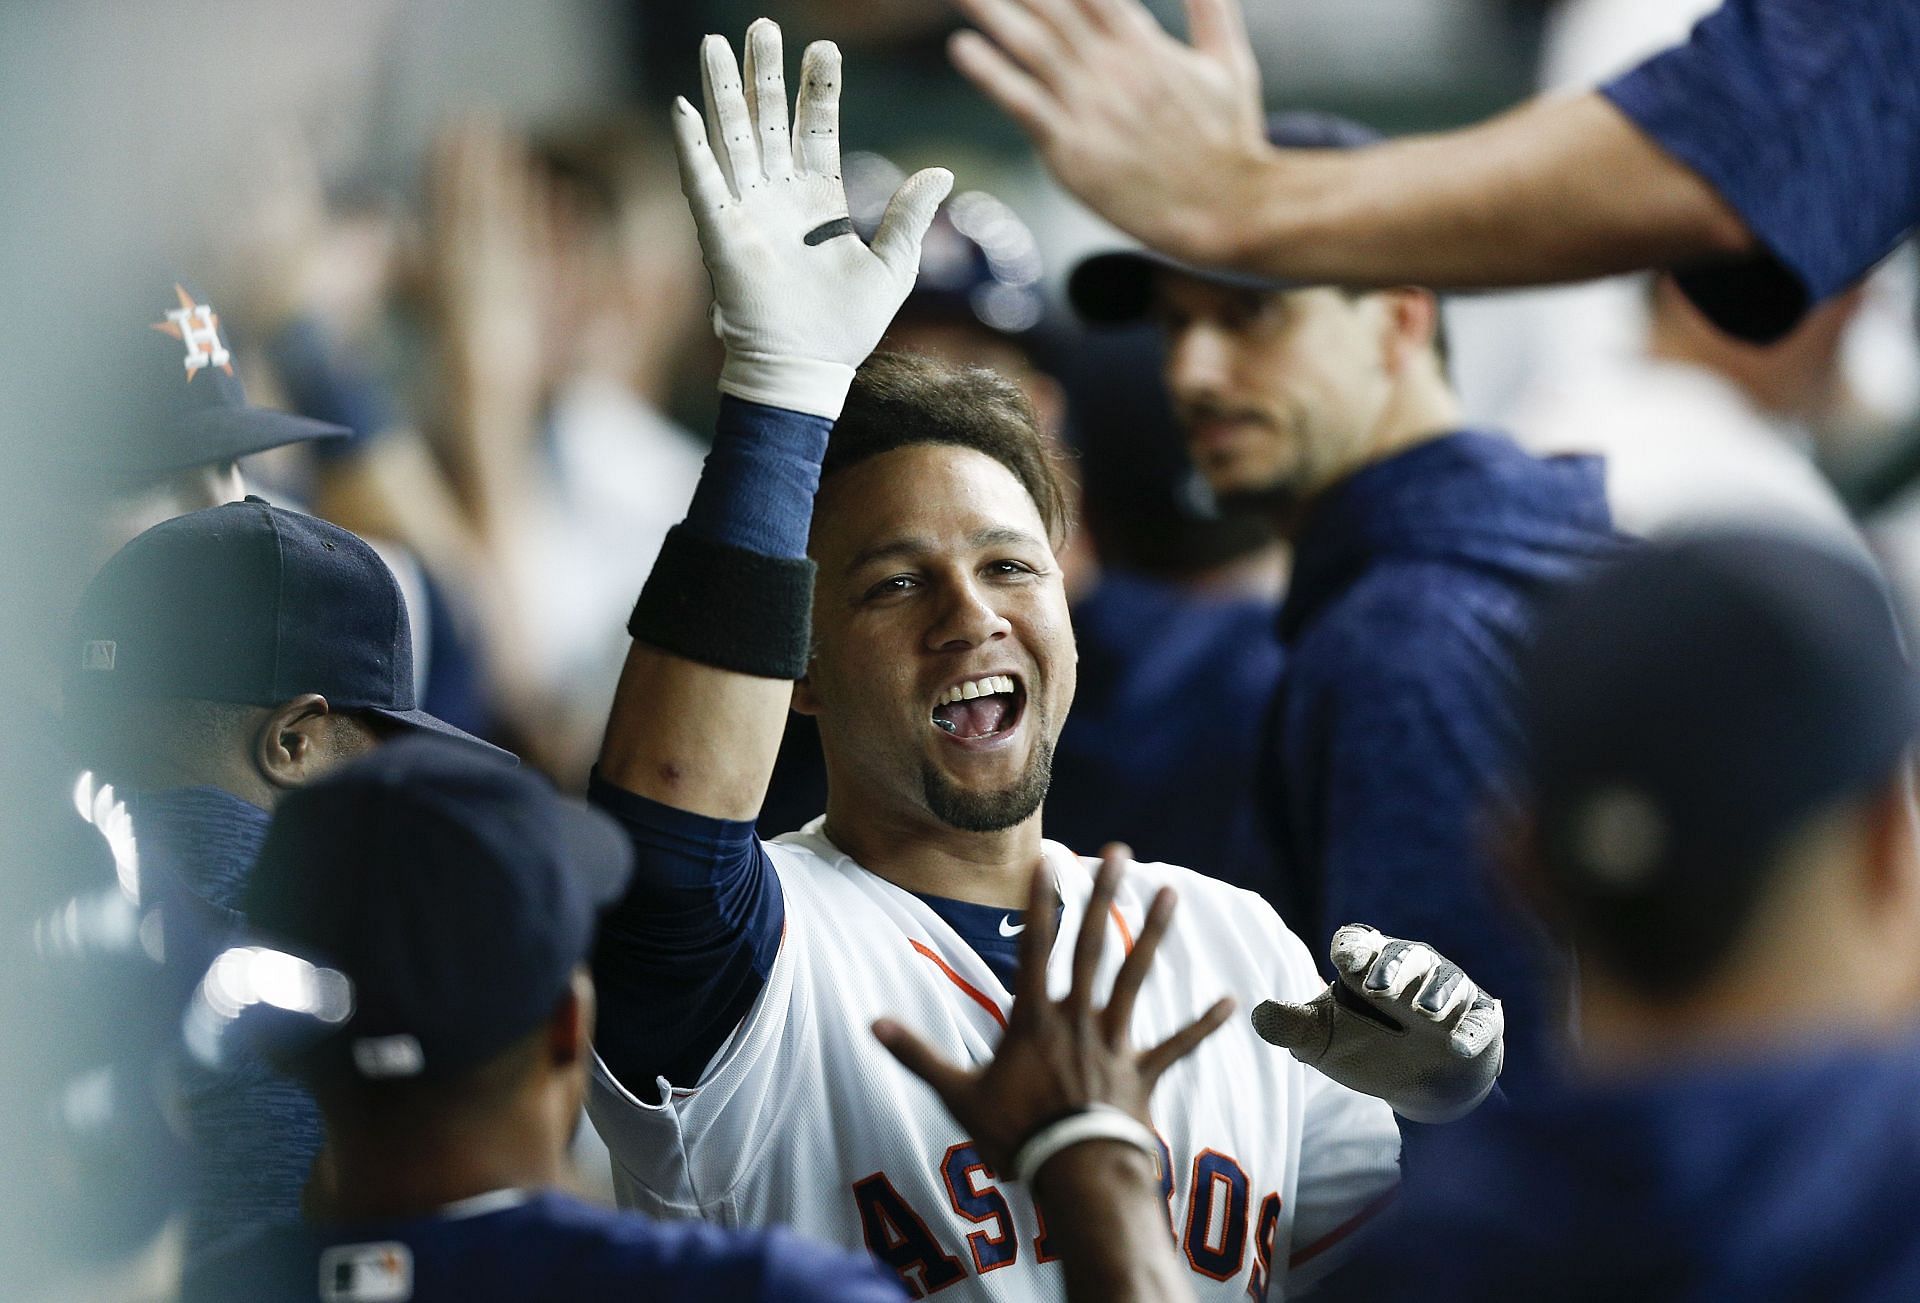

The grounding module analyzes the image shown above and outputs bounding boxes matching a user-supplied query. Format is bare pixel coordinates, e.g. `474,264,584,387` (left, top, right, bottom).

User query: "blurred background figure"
1329,529,1920,1300
0,763,199,1301
96,279,350,565
1509,273,1865,543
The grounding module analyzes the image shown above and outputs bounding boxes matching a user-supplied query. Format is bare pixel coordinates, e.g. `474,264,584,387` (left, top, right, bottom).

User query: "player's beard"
920,730,1055,832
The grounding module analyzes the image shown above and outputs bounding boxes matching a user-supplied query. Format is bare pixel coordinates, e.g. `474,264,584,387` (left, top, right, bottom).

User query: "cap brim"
130,408,352,479
1067,249,1308,325
367,707,520,766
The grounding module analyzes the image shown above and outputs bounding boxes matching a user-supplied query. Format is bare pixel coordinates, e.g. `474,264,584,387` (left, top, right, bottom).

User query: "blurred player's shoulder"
180,1189,902,1303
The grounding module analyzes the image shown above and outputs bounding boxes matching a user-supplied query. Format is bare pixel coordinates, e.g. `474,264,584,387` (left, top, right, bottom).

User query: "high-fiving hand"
874,846,1235,1182
946,0,1268,266
671,19,954,419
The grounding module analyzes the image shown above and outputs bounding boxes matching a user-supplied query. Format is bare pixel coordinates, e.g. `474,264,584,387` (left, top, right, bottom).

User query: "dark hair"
823,352,1073,545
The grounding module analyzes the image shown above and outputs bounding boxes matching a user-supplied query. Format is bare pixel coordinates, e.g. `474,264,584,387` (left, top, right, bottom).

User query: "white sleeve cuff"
719,352,858,421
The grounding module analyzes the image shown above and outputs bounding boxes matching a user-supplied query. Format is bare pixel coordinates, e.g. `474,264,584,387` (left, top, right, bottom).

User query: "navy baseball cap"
1068,112,1386,325
66,497,509,760
242,738,633,1081
112,281,349,482
1525,528,1920,910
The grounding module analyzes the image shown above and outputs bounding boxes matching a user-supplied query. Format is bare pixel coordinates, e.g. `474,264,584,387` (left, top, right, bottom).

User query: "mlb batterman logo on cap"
66,496,510,761
112,279,351,484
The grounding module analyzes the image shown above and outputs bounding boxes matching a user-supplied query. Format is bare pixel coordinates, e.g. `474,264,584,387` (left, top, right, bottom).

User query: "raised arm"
946,0,1751,288
598,20,951,819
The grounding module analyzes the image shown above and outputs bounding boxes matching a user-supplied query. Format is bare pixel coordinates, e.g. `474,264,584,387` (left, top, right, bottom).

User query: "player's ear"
547,968,594,1068
1380,287,1440,376
255,693,333,791
1860,761,1920,905
790,674,821,716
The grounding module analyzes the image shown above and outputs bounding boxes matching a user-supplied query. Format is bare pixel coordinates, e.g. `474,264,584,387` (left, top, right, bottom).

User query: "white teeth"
935,675,1017,707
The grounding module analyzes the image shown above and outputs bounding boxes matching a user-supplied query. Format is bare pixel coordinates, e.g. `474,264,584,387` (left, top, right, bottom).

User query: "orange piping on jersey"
1287,1185,1399,1268
911,939,1009,1030
1109,903,1134,953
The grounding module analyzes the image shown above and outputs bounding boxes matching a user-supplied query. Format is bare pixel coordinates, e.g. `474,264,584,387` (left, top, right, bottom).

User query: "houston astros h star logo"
149,284,233,381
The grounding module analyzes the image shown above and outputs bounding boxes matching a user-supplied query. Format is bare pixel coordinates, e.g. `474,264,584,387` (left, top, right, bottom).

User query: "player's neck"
820,798,1046,910
1576,921,1920,1079
316,1092,574,1223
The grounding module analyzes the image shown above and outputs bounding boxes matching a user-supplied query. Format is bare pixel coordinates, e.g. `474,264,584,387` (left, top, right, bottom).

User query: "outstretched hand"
671,18,953,418
946,0,1267,265
1253,924,1505,1123
874,845,1234,1180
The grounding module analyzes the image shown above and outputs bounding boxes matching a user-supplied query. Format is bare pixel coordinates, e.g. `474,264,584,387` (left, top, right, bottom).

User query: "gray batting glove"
1251,925,1504,1124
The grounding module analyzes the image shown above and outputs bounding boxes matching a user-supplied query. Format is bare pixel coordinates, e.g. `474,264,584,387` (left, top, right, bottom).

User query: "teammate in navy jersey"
180,738,905,1303
1325,529,1920,1300
951,0,1919,344
65,497,506,1267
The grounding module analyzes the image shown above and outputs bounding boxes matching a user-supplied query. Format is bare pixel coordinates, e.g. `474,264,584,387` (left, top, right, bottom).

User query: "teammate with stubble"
581,20,1504,1302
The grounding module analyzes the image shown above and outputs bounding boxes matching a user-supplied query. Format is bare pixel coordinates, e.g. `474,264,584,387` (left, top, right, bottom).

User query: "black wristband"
628,525,816,679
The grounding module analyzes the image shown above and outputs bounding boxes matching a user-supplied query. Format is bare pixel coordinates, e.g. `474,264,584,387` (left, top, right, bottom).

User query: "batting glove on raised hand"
1252,925,1504,1124
671,19,953,419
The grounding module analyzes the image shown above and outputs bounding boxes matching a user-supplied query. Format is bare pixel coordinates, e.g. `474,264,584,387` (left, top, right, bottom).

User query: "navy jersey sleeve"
587,773,785,1098
1601,0,1920,339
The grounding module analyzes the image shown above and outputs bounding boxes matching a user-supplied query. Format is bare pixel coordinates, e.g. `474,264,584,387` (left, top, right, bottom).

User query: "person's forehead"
814,444,1047,563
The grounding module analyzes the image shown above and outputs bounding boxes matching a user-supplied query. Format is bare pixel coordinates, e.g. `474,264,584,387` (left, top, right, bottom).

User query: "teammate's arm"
945,0,1751,287
876,847,1235,1303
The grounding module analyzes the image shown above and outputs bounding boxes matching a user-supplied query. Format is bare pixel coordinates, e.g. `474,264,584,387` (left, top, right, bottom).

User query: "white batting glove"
670,19,953,419
1252,925,1505,1124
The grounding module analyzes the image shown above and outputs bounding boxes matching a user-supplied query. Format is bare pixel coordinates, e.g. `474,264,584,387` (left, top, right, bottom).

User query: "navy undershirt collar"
912,891,1060,990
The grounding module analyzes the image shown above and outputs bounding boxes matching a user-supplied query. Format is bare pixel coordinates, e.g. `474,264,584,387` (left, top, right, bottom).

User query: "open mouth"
930,673,1025,742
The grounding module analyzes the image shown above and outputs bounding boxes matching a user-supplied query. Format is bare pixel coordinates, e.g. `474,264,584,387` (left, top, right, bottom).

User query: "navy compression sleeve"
596,396,829,1092
588,774,786,1096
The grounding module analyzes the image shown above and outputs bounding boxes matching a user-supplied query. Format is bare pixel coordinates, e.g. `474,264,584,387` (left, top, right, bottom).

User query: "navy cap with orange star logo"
116,280,349,483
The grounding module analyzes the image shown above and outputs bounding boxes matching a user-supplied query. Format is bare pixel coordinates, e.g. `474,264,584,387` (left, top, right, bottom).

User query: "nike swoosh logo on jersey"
998,915,1025,937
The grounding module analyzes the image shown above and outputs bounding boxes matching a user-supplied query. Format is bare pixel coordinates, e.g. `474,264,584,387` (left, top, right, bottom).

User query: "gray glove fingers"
1412,961,1468,1020
1363,939,1435,998
701,33,758,195
1448,991,1504,1059
669,98,732,217
870,167,956,276
793,41,843,179
1328,924,1384,978
1250,996,1333,1060
742,18,793,180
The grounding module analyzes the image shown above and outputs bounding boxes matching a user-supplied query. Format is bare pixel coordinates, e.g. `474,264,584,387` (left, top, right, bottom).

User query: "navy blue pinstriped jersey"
181,1189,904,1302
1603,0,1920,336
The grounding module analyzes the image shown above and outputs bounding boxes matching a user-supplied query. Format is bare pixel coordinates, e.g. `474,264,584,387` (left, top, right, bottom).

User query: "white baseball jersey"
588,823,1401,1301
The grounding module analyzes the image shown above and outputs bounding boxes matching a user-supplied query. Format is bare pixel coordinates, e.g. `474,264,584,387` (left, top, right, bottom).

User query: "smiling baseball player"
582,20,1503,1300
